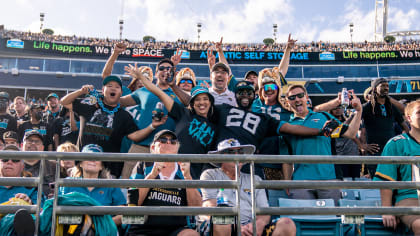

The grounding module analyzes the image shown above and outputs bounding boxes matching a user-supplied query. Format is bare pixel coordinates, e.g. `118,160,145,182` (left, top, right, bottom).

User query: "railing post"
51,158,61,236
35,158,45,236
235,160,241,236
250,161,257,236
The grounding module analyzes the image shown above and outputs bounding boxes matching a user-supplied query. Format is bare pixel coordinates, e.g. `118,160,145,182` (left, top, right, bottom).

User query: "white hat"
208,138,255,154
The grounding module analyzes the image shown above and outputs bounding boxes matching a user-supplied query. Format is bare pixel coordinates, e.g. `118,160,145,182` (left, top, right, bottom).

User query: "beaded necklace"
89,89,120,115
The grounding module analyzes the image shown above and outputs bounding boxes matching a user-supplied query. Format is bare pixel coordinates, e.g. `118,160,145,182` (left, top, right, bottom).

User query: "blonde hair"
57,142,79,152
405,100,420,118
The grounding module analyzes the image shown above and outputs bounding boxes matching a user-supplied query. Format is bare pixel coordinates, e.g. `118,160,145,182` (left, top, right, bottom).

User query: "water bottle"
216,188,231,207
152,102,164,121
341,88,350,108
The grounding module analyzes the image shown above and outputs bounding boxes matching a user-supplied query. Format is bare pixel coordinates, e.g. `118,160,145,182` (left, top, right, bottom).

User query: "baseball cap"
208,138,255,154
371,78,388,89
81,144,103,153
234,81,255,93
46,93,59,100
23,130,43,142
211,62,229,73
0,92,9,100
189,86,214,105
152,129,177,144
244,70,258,79
3,131,18,141
103,75,123,87
3,145,20,151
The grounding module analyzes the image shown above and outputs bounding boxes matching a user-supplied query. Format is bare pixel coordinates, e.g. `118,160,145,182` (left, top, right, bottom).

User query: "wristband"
149,124,155,131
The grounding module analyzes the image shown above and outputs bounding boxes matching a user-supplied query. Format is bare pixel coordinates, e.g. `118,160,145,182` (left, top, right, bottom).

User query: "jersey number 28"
226,108,261,135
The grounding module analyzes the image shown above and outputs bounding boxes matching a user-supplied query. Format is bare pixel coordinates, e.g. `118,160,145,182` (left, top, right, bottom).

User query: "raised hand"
113,41,128,54
348,90,362,112
151,162,165,177
80,85,94,95
171,48,183,66
152,115,168,128
215,37,223,52
286,33,297,50
207,48,216,68
124,63,141,79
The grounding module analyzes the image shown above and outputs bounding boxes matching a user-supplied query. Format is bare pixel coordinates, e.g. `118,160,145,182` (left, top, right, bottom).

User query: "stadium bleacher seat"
358,189,381,201
338,199,410,236
278,198,341,236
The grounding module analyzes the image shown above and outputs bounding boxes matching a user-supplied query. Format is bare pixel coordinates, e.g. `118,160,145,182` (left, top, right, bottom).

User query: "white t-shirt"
209,87,238,107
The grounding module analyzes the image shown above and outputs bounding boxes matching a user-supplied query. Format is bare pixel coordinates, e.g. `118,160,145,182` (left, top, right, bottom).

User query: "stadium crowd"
0,34,419,236
2,29,420,52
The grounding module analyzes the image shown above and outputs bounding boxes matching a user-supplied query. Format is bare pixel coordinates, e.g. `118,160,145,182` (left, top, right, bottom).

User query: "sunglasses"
238,90,254,96
158,66,172,71
287,92,305,101
157,137,178,145
180,79,193,84
221,149,244,154
1,159,20,163
263,84,278,91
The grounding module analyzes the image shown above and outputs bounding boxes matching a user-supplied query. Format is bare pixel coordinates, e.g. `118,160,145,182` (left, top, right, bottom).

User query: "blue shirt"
287,109,338,180
130,86,181,146
0,186,39,204
59,178,126,206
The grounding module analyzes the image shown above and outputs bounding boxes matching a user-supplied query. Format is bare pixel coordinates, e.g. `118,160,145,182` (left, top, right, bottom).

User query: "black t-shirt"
52,117,78,145
362,101,404,151
214,104,280,149
18,121,51,149
15,113,30,126
73,96,138,177
129,163,188,233
0,113,17,138
169,102,217,154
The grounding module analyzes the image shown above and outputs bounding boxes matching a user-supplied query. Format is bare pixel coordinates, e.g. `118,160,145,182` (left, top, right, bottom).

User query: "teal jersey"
122,86,131,96
60,178,126,206
374,133,420,203
287,110,339,180
129,86,181,146
251,99,292,122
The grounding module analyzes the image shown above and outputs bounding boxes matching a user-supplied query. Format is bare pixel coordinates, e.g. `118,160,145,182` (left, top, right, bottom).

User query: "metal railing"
0,151,419,236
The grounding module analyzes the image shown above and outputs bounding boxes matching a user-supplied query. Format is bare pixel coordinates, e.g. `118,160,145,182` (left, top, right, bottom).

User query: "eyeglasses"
287,92,305,101
158,66,172,71
157,137,178,145
1,159,20,163
263,84,278,91
180,79,193,84
238,90,254,96
25,139,43,145
221,149,244,154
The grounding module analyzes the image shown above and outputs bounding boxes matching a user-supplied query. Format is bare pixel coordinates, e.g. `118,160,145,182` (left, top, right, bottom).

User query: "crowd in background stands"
2,29,420,52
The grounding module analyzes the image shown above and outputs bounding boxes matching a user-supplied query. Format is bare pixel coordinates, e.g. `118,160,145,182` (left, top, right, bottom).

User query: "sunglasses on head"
180,79,193,84
221,149,244,154
287,92,305,101
238,90,254,96
263,84,278,91
1,159,20,163
158,66,172,71
157,137,178,144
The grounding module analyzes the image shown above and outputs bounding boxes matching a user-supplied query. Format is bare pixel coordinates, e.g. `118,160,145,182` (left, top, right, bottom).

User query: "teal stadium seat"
338,199,410,236
278,198,342,236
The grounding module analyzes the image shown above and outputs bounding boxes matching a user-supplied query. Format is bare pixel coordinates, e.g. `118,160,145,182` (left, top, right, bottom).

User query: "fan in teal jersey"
374,100,420,233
